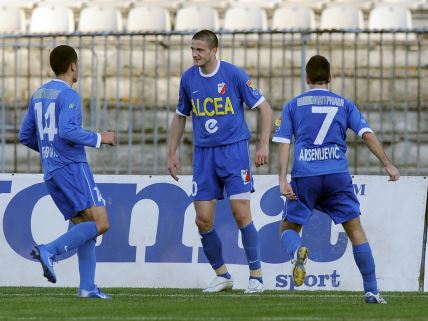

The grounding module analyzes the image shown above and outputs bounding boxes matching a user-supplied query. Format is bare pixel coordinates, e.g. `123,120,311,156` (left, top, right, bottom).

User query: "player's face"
191,39,216,68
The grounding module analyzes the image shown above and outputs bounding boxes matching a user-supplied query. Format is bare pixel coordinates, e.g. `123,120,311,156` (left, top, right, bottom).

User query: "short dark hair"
192,30,218,49
49,45,78,76
306,55,331,84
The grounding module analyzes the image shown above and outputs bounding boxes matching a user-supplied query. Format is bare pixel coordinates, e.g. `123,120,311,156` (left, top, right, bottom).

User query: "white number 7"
311,106,338,145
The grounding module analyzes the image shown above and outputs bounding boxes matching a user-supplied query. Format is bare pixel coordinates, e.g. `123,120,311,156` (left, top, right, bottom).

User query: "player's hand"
101,131,116,146
255,143,269,167
280,181,297,201
168,155,180,181
385,163,400,181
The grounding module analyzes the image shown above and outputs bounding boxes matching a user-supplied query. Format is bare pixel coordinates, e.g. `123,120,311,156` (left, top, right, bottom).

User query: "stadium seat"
272,5,316,30
30,5,75,34
279,0,330,11
181,0,229,11
127,5,171,32
78,5,123,32
327,0,374,11
39,0,87,9
229,0,281,10
0,6,26,34
132,0,184,11
85,0,133,10
0,0,35,9
320,5,364,30
223,6,268,31
376,0,423,10
175,6,219,31
368,5,414,40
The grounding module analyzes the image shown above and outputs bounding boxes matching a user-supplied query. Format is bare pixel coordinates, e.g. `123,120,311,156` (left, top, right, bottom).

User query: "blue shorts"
192,140,254,201
45,162,105,220
283,172,360,225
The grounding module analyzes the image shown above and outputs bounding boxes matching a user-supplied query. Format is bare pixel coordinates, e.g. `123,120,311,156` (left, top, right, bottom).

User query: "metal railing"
1,30,427,175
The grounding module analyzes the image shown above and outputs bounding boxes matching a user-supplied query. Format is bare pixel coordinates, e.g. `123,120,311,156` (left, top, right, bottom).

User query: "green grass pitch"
0,287,427,321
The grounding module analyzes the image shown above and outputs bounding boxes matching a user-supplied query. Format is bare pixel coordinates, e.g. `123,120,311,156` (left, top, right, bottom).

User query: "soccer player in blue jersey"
273,55,400,303
19,45,116,299
168,30,273,293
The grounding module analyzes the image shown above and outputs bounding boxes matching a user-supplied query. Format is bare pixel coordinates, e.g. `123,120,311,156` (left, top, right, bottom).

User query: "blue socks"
44,221,99,256
281,229,302,259
200,229,225,270
240,222,261,271
353,242,378,294
78,238,96,291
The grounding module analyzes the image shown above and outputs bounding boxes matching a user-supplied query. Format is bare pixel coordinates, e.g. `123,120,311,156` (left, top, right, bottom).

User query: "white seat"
223,6,268,31
230,0,281,10
280,0,330,11
132,0,184,11
0,6,26,34
127,5,171,32
85,0,133,10
0,0,35,9
368,5,413,40
181,0,229,11
272,5,316,30
327,0,374,11
175,6,219,31
30,5,75,34
320,5,364,30
40,0,87,9
376,0,423,10
78,5,123,32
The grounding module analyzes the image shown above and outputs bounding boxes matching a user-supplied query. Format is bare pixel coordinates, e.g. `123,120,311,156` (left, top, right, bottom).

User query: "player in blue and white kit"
168,30,272,293
19,45,116,299
273,55,400,303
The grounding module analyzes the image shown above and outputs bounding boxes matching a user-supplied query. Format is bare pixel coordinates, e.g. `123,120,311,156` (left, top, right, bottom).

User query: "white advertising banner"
0,174,426,291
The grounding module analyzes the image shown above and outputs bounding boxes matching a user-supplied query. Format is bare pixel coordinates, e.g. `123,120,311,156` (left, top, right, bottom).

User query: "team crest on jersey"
68,103,77,109
246,79,259,95
241,169,251,184
275,116,282,127
217,82,226,94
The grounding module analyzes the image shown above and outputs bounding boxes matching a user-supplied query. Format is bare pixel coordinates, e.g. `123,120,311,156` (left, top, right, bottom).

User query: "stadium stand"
29,5,75,34
0,6,26,34
78,5,123,32
132,0,184,11
181,0,229,11
272,5,316,30
175,6,219,31
127,5,171,32
0,0,36,9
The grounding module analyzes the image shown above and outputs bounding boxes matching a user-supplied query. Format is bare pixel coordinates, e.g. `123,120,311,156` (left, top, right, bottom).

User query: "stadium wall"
0,174,427,291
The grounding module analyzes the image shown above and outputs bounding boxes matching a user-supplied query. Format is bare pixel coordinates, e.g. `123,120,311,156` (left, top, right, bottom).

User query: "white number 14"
35,102,58,141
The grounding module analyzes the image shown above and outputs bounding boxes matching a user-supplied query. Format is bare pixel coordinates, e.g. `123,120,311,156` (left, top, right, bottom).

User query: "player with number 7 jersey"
273,87,372,178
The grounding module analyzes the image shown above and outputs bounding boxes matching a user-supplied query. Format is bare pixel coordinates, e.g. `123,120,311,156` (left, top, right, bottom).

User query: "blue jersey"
273,88,372,178
19,79,100,180
176,60,265,147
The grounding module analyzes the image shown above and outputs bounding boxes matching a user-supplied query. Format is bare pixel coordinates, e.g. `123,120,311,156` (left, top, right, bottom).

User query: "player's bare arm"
278,143,297,200
254,101,272,167
362,132,400,181
101,131,116,146
168,114,186,181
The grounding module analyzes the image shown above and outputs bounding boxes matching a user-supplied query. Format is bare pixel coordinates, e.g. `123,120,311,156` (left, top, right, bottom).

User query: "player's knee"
195,217,212,232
